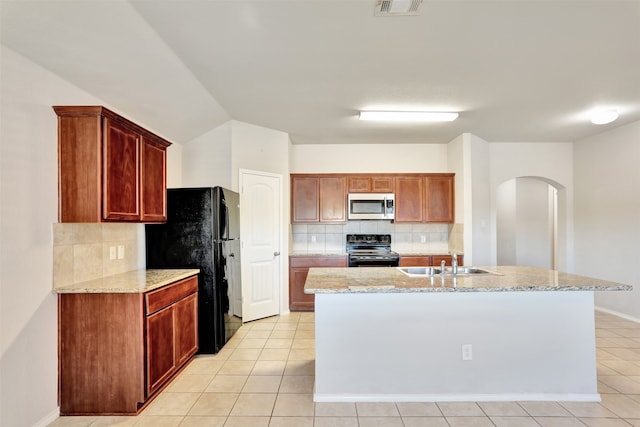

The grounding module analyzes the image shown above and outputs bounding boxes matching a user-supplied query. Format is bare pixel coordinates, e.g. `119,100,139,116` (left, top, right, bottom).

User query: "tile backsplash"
291,221,460,254
52,223,142,286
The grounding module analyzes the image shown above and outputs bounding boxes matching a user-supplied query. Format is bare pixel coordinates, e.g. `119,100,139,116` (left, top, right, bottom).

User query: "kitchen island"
304,266,631,403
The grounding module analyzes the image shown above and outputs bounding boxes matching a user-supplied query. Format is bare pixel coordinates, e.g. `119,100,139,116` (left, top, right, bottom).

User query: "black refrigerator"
145,187,242,354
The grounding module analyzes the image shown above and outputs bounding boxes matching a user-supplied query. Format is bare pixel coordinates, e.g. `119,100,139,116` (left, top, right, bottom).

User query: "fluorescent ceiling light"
590,109,619,125
359,111,459,122
375,0,424,16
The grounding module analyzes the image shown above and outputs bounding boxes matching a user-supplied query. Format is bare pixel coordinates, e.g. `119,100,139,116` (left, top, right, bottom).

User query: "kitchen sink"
398,267,442,276
397,266,494,277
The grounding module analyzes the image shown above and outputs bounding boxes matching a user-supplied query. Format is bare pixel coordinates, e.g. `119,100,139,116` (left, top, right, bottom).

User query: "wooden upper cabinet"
54,106,171,223
141,139,168,222
394,175,424,222
347,175,394,193
425,174,455,223
291,176,319,222
103,119,140,220
319,176,347,222
291,173,453,224
291,175,346,223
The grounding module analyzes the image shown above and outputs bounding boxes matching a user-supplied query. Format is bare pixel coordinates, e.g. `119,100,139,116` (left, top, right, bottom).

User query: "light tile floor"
49,310,640,426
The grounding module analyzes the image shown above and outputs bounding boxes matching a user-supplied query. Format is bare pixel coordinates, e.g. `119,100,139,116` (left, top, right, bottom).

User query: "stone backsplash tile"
290,220,455,254
73,243,102,283
53,223,141,286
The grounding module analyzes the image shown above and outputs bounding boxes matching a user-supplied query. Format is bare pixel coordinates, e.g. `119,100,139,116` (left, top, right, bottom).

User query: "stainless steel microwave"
348,193,395,220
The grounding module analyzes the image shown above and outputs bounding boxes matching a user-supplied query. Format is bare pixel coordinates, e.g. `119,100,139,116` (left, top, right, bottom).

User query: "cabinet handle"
273,251,281,257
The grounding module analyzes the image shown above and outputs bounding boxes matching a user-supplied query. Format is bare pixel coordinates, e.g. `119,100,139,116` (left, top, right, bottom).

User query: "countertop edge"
303,266,633,294
309,285,633,294
53,269,201,294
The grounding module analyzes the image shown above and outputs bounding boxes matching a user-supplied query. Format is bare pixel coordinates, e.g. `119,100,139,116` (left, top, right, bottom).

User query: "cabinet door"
141,139,167,222
371,176,395,193
289,266,315,311
399,256,432,267
289,256,348,311
348,175,394,193
103,118,140,220
348,176,371,192
395,176,424,222
291,176,319,222
319,176,347,222
174,293,198,366
425,175,454,223
146,305,175,396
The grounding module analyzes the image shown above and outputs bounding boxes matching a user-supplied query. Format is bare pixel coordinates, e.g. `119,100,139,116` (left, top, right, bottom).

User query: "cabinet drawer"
145,276,198,315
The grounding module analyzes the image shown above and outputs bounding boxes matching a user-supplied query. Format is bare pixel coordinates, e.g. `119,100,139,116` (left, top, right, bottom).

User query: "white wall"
489,142,574,271
0,46,102,426
166,143,183,188
574,120,640,320
469,134,492,265
180,122,232,189
497,178,555,268
231,120,290,190
447,135,465,224
496,180,517,265
290,143,448,173
515,179,554,269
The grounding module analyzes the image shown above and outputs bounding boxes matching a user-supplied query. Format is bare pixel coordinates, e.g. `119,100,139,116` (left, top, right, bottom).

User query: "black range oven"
346,234,400,267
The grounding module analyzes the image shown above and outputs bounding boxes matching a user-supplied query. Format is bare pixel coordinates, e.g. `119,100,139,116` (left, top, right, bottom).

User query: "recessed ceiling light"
359,111,459,122
590,109,619,125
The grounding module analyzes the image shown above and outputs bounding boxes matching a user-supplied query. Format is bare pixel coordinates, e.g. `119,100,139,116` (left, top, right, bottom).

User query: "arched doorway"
496,177,559,269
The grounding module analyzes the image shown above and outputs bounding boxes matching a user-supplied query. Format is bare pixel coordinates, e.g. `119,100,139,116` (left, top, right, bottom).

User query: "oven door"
348,255,400,267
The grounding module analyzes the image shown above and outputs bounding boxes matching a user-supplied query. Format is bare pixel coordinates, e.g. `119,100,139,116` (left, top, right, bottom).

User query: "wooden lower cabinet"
432,255,464,266
289,256,347,311
399,255,464,267
58,275,198,415
399,256,432,267
146,292,198,396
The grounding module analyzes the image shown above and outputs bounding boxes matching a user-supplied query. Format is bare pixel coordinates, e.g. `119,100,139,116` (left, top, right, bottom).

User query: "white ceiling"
1,0,639,145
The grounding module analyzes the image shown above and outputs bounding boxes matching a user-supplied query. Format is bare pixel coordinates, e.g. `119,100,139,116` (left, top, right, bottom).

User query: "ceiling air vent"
375,0,424,16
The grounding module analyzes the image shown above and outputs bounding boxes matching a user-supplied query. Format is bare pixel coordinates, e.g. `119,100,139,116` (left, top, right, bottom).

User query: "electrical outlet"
109,246,116,260
462,344,473,361
117,245,125,259
420,234,426,243
311,235,317,243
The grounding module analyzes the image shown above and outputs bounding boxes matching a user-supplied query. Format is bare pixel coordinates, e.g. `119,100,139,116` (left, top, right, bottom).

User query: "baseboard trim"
595,306,640,324
32,407,60,427
313,393,602,403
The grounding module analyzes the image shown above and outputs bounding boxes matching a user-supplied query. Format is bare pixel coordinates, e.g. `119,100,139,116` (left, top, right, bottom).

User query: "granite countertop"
53,269,200,294
289,252,348,257
395,251,463,256
304,265,632,294
288,251,459,257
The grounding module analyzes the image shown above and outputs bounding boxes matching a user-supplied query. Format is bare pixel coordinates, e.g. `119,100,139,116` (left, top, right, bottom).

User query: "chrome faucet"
451,253,458,275
441,259,446,276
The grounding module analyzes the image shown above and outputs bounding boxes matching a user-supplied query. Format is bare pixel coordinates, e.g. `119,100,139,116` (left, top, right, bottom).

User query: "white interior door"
239,169,282,322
